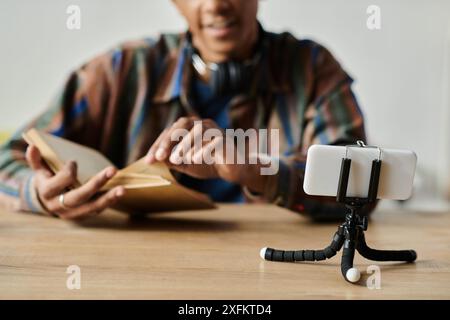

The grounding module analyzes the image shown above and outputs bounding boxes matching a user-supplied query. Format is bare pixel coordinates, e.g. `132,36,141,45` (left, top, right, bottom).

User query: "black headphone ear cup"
210,64,228,96
207,60,254,96
209,65,220,96
242,64,252,91
228,62,241,93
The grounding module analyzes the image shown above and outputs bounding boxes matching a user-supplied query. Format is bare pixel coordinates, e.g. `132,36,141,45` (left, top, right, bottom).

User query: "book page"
102,174,171,190
118,158,176,182
27,129,114,184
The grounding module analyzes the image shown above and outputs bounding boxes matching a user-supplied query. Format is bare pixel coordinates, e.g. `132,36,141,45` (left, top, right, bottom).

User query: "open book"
22,129,216,213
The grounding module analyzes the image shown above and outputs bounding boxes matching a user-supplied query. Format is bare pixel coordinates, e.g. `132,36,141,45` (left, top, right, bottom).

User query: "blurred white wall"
0,0,449,207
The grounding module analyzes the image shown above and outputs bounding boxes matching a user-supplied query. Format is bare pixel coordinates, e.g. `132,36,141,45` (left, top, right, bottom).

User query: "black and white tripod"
260,141,417,283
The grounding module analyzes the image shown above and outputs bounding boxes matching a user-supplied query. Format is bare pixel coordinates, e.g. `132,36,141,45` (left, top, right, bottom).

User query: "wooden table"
0,204,449,299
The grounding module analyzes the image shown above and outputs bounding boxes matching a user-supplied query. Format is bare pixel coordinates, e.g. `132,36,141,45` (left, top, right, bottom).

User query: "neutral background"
0,0,449,209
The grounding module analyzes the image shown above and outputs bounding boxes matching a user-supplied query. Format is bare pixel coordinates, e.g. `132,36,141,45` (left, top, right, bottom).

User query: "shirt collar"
151,23,292,105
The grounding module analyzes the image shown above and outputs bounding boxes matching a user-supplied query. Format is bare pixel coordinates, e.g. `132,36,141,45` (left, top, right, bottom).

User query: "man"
0,0,371,220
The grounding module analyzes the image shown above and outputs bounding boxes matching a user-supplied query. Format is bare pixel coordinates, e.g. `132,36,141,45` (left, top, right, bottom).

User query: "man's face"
173,0,259,62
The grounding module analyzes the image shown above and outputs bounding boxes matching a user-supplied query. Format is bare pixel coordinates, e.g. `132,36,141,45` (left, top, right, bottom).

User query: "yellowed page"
23,129,113,184
23,130,66,176
119,158,176,182
118,157,216,210
101,174,171,190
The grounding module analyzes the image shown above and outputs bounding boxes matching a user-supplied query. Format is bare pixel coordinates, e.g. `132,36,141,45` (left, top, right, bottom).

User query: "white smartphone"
303,145,417,200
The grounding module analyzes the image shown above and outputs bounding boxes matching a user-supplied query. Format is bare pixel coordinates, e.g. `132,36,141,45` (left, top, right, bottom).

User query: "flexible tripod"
260,141,417,283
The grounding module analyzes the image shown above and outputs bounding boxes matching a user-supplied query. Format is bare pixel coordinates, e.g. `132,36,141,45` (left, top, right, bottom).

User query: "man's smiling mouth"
204,18,237,29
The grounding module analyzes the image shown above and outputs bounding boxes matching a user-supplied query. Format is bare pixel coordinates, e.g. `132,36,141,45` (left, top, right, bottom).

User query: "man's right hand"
25,144,125,220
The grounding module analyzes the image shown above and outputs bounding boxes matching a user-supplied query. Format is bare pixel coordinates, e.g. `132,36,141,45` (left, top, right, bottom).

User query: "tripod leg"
356,232,417,262
261,227,344,262
341,239,360,283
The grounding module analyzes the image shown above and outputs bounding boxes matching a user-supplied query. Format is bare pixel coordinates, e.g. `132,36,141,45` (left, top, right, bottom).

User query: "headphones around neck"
186,33,262,96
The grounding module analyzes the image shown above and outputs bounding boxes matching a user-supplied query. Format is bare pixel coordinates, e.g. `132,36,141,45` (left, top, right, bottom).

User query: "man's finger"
151,116,198,163
169,121,216,165
39,161,78,200
25,145,52,177
193,136,224,165
58,186,125,220
145,128,169,164
155,119,192,162
61,166,116,208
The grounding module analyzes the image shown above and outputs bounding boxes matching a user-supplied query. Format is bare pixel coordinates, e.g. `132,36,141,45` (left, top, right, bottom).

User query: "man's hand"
25,144,125,220
144,116,269,194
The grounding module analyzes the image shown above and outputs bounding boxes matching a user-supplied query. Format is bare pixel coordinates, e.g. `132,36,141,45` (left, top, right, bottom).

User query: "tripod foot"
260,247,268,260
357,232,417,262
346,268,361,283
260,228,345,262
